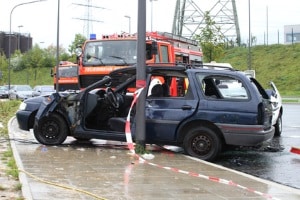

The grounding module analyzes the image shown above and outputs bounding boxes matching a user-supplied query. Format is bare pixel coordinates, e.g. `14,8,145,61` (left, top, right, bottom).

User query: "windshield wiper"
86,55,104,64
108,56,128,65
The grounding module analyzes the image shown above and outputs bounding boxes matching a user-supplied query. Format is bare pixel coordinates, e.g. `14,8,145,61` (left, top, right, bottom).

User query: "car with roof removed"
16,64,274,161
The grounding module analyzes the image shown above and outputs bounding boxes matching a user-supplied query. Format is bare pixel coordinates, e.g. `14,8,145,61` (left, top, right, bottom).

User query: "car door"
196,73,259,125
145,75,198,142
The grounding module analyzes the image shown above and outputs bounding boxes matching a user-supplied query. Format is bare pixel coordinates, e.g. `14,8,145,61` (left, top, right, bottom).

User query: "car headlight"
18,102,27,110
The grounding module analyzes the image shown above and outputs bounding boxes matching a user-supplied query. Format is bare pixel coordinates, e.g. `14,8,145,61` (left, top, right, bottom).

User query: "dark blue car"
16,65,274,161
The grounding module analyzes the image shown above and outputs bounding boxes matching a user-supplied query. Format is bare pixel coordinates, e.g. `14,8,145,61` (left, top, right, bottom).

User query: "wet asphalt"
213,103,300,190
8,117,300,200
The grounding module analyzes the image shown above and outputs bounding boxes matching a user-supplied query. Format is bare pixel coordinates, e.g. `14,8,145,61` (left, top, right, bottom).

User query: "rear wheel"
33,113,68,145
183,126,222,161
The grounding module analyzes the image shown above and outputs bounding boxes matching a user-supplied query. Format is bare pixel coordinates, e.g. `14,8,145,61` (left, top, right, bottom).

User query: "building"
0,31,32,57
284,24,300,44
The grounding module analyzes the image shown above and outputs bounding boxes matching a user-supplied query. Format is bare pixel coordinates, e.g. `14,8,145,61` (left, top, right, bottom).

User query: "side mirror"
146,41,158,60
151,41,158,55
75,47,83,57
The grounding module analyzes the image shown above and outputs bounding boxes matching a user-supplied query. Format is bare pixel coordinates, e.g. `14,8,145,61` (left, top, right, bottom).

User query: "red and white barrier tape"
124,88,280,200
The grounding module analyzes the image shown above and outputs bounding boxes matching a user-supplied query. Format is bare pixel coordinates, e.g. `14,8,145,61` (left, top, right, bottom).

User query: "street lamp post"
247,0,252,70
39,41,45,48
124,15,131,34
8,0,46,90
150,0,158,32
18,25,23,51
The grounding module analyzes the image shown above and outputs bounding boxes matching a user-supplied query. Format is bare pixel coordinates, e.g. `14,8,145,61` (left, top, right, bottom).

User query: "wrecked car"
16,65,275,161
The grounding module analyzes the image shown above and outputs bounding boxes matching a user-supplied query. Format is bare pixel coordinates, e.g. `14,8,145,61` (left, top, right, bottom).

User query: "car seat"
149,84,163,97
162,83,170,97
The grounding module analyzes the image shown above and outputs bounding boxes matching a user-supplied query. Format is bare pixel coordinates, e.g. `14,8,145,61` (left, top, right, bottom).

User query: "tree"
194,11,225,62
22,44,47,69
10,50,23,71
45,44,67,59
68,34,87,55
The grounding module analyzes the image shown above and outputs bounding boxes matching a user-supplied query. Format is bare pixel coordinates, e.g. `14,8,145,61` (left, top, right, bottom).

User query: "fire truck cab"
75,32,203,91
51,61,79,92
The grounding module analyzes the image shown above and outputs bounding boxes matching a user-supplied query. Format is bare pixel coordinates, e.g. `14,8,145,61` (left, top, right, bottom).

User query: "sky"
0,0,299,50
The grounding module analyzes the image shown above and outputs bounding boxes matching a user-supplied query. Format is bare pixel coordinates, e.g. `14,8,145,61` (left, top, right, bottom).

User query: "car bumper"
217,123,275,146
16,110,34,131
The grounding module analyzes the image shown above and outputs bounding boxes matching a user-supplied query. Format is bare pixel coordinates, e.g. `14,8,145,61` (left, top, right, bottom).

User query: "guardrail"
282,97,300,103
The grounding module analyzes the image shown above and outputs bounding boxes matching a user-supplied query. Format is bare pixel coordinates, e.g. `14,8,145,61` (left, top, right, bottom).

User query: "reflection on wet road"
9,110,300,199
213,104,300,189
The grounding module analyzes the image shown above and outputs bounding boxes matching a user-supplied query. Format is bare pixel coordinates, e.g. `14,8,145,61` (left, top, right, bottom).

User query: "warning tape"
125,88,281,200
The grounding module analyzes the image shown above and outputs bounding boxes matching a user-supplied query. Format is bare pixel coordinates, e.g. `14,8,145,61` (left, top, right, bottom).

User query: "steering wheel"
105,87,119,108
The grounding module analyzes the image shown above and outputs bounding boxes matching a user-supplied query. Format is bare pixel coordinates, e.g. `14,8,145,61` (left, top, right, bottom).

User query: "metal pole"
135,0,147,151
124,15,131,34
247,0,251,70
18,25,23,51
8,0,46,90
266,6,268,46
150,0,157,32
55,0,60,92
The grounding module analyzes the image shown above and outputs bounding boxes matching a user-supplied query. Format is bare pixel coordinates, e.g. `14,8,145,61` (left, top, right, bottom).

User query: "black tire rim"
41,120,60,139
191,135,212,155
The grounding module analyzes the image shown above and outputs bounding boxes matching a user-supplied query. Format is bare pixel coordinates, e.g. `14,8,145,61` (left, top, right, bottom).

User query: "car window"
41,86,55,92
197,74,249,100
147,74,192,98
17,85,32,91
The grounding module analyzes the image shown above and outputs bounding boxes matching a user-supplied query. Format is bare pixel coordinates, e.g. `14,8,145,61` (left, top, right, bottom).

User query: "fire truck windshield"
83,40,137,66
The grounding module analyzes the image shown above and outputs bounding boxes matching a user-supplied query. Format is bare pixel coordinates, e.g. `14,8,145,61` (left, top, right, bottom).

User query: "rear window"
197,74,249,100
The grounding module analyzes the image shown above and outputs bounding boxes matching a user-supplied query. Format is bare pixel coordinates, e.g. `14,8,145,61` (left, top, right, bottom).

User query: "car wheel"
183,126,222,161
33,113,68,145
274,114,282,136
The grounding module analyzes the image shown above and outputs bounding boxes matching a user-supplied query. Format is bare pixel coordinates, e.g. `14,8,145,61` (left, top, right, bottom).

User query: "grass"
0,99,23,198
0,100,22,179
220,43,300,97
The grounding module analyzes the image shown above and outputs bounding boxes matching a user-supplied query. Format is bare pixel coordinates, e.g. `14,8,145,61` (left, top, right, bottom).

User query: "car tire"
183,126,222,161
274,114,282,136
33,113,68,145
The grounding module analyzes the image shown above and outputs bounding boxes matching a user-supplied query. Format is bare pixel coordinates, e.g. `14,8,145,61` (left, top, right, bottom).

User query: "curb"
8,116,33,200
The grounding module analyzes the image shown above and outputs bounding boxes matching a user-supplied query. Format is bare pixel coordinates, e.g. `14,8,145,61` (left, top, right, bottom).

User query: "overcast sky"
0,0,299,49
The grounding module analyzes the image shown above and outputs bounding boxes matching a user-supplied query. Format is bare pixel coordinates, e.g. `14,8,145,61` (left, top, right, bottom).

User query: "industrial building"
0,32,32,57
284,24,300,44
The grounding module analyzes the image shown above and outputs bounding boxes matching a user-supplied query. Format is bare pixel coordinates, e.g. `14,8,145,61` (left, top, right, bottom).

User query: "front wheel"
183,126,222,161
33,113,68,145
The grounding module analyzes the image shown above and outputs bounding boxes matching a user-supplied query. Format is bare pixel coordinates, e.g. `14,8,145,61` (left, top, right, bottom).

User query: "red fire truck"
75,32,203,94
51,61,79,91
